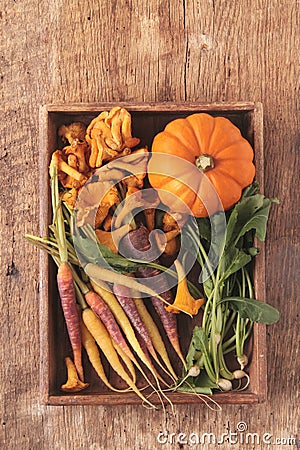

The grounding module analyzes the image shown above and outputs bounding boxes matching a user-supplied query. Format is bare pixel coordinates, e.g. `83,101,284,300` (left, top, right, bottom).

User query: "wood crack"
183,0,188,101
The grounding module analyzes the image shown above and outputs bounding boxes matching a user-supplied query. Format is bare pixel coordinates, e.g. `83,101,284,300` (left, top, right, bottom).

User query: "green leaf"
196,217,211,242
226,193,279,249
184,326,208,370
209,212,227,260
222,247,252,280
248,247,259,256
203,277,214,298
194,212,227,283
185,337,202,371
239,230,255,250
73,229,139,272
242,181,260,198
183,326,216,389
190,326,209,353
197,212,227,255
184,326,218,385
185,346,200,371
177,370,217,394
195,370,218,389
176,384,213,395
220,296,280,324
73,232,100,265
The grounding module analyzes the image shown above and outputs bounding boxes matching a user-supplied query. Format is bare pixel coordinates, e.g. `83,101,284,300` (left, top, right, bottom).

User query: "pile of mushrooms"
86,106,140,168
50,106,181,258
51,107,141,211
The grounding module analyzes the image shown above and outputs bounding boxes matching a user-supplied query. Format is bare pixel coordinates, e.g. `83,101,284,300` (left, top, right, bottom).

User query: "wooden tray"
39,102,266,405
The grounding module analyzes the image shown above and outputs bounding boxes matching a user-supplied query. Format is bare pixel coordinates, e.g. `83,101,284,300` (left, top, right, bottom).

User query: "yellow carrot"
112,340,136,384
85,263,173,308
79,314,132,393
90,279,166,379
90,280,175,393
134,297,178,381
82,308,155,407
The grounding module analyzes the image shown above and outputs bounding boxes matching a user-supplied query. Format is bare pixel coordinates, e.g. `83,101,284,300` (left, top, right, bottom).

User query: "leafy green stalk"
49,162,68,263
180,182,279,393
73,223,203,298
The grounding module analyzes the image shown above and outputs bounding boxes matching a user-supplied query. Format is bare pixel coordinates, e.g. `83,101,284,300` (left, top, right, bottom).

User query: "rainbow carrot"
82,308,156,407
79,313,133,392
57,262,84,381
119,225,186,366
113,283,158,360
49,160,84,381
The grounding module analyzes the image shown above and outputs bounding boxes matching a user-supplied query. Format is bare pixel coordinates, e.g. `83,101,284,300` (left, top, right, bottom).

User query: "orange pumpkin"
148,113,255,217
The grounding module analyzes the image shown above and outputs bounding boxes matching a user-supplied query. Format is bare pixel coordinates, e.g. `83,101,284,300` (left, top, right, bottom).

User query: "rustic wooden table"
1,1,299,449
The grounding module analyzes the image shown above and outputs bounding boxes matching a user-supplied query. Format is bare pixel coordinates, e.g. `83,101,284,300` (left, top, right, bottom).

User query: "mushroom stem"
96,224,132,254
165,259,204,315
61,357,89,393
144,208,155,231
53,151,87,182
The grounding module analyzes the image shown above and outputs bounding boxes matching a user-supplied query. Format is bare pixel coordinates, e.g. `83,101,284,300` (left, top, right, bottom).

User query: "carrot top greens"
176,182,279,393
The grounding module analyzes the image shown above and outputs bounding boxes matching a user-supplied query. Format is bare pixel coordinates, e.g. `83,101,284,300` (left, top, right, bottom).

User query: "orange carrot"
57,262,84,381
49,160,84,381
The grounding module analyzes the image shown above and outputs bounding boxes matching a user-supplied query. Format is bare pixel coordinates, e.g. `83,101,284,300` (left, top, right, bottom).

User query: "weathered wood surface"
1,1,299,449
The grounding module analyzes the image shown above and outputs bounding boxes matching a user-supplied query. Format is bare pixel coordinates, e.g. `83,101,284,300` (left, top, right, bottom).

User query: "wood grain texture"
1,0,299,449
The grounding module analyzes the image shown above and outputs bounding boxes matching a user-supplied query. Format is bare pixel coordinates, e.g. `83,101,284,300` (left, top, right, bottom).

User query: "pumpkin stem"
195,154,214,172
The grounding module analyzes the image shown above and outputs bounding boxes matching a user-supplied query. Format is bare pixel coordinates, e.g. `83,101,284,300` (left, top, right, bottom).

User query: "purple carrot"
119,225,185,364
113,283,158,360
133,325,169,386
85,290,136,362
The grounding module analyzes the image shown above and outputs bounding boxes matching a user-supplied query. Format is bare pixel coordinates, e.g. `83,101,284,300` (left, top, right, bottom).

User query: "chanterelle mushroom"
114,188,160,229
123,173,144,193
50,150,87,188
157,212,183,256
63,140,90,174
75,182,120,229
95,186,120,229
61,357,89,393
58,122,87,145
61,187,80,209
86,107,140,168
165,260,204,315
95,224,132,254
